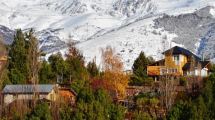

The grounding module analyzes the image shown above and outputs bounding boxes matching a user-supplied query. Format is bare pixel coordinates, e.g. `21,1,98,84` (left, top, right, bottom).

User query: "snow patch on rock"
210,7,215,17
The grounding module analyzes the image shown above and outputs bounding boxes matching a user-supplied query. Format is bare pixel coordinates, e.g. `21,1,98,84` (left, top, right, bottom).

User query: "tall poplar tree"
26,29,40,84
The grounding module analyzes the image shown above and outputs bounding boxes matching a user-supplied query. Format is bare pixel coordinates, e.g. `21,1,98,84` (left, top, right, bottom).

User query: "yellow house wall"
165,54,187,75
46,89,58,101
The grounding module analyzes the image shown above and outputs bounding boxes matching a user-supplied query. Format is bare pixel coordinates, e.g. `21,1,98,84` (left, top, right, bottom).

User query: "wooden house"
147,46,210,79
58,87,77,105
2,84,58,105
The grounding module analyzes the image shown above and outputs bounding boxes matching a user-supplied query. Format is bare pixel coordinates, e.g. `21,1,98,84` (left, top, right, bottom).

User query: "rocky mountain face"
154,6,215,59
0,0,215,69
0,25,14,44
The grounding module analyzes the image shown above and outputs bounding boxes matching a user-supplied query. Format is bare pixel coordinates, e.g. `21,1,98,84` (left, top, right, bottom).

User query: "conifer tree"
8,29,29,84
132,51,150,72
87,60,99,78
48,53,66,83
39,61,53,84
191,96,208,120
73,88,125,120
25,102,51,120
65,42,89,93
8,29,40,84
130,51,154,86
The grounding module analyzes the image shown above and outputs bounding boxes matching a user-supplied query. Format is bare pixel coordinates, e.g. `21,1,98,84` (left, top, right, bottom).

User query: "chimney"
202,52,205,61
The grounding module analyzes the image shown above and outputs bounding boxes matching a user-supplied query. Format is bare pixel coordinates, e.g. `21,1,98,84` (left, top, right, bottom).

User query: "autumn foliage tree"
0,38,9,89
101,46,128,99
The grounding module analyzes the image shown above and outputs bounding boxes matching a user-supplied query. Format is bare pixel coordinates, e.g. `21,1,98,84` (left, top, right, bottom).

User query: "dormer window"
173,55,180,65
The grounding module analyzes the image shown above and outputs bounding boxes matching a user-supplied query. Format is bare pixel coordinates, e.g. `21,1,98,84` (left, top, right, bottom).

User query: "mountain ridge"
0,0,215,69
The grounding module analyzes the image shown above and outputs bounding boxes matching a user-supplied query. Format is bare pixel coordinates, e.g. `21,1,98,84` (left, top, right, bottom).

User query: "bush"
132,111,153,120
179,77,187,86
25,103,51,120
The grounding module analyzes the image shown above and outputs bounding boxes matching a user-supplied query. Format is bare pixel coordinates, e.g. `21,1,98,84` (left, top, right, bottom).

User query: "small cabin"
2,84,58,105
58,87,77,105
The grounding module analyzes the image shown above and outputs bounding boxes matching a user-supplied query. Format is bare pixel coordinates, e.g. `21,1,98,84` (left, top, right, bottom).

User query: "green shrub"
179,77,187,86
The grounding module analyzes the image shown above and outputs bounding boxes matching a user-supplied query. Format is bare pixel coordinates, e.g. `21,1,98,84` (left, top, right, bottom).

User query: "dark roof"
70,89,77,96
59,88,77,96
2,84,55,94
201,61,210,68
182,61,210,71
162,46,201,60
58,84,77,96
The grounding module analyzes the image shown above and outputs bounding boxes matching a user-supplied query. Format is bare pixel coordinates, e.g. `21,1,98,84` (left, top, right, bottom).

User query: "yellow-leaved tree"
101,46,128,99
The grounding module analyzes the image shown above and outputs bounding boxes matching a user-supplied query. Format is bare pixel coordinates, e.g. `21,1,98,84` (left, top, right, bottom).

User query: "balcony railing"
147,66,180,76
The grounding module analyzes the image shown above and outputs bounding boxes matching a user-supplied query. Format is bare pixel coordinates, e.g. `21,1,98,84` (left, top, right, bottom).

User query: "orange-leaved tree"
101,46,128,99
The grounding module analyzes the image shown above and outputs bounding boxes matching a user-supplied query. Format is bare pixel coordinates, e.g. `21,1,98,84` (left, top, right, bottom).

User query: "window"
169,68,178,73
161,68,178,75
161,68,167,75
173,55,180,65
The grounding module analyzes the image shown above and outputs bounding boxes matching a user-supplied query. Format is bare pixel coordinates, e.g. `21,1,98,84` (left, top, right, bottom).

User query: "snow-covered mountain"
1,0,215,70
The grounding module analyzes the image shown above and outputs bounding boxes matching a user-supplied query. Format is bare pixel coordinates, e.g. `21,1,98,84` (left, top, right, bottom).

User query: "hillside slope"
0,0,215,69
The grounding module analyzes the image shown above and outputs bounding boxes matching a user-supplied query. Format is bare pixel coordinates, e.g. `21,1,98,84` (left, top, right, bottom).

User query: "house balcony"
147,66,180,76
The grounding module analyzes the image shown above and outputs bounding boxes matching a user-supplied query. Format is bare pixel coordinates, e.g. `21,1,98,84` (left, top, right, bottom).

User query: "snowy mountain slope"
77,16,177,70
1,0,215,69
78,5,215,69
0,0,156,41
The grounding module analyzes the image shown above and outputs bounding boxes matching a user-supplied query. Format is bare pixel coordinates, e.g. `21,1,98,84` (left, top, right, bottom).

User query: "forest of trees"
0,29,215,120
0,29,128,120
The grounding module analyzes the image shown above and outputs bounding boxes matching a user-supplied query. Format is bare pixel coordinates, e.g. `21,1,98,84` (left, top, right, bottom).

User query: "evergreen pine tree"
8,29,29,84
65,42,89,93
132,51,153,73
25,102,52,120
130,51,154,86
48,53,66,83
39,61,53,84
87,60,99,78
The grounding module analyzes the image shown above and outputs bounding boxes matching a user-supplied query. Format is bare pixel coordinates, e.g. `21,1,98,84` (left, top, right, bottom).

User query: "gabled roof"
201,61,210,68
59,88,77,96
162,46,201,61
2,84,56,94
